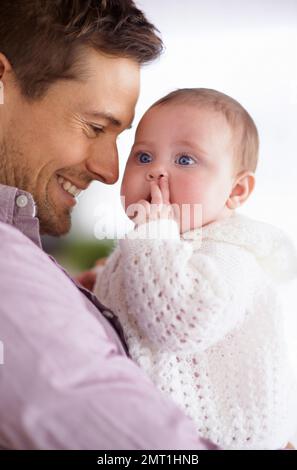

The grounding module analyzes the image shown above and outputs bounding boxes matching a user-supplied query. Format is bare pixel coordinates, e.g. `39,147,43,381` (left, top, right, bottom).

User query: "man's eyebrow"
85,111,122,127
85,111,134,130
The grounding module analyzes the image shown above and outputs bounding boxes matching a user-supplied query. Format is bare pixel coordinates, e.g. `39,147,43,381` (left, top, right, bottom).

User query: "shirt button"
102,310,114,319
16,195,28,208
16,195,29,208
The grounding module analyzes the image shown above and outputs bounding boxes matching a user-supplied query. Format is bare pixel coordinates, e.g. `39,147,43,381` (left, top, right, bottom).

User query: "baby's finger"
137,199,151,211
126,200,150,220
159,175,170,204
150,180,163,205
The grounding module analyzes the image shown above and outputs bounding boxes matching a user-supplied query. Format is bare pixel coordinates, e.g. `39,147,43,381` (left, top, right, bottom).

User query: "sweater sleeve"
119,219,255,353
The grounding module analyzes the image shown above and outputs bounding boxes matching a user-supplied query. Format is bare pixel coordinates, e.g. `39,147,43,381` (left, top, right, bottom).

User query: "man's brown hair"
151,88,259,174
0,0,163,99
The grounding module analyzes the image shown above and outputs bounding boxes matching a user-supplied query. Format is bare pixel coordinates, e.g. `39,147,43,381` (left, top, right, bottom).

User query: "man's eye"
175,155,196,166
137,152,152,164
89,124,104,136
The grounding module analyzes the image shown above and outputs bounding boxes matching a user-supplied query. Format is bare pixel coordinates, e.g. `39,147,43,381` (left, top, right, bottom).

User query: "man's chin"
35,183,75,236
38,208,72,237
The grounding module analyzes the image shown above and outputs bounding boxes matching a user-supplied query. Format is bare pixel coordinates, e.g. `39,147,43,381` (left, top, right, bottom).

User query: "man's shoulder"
0,220,42,261
0,221,89,322
0,221,66,289
0,220,34,244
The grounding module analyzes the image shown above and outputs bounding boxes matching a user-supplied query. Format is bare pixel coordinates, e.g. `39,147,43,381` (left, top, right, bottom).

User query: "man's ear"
226,171,256,209
0,52,13,81
0,53,13,106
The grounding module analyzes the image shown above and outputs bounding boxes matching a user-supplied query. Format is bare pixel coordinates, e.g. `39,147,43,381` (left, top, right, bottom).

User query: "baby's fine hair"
150,88,259,174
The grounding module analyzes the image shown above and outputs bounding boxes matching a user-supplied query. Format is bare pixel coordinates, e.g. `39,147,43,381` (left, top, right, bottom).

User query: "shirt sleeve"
119,219,255,353
0,223,215,450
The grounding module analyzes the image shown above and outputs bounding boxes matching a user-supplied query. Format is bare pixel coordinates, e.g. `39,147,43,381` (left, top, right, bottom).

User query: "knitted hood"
185,212,297,284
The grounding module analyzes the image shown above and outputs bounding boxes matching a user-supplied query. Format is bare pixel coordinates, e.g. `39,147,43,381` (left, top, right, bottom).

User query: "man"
0,0,214,449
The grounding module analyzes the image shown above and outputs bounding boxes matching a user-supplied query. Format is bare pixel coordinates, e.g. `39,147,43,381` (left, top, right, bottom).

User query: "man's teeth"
57,176,82,197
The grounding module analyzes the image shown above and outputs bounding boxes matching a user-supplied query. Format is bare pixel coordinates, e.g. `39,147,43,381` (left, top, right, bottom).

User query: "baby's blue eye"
176,155,196,166
137,152,152,164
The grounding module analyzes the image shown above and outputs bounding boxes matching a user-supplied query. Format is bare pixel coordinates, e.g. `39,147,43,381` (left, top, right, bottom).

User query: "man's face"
0,48,140,235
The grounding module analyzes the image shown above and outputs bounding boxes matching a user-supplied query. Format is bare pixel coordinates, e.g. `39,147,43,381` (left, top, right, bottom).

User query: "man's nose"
145,168,168,182
86,142,119,185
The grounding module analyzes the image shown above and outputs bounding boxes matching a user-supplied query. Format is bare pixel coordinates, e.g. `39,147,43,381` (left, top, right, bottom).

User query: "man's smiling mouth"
57,175,85,198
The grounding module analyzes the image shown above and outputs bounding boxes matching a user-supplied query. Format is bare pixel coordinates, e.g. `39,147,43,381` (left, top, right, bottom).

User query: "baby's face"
121,103,237,231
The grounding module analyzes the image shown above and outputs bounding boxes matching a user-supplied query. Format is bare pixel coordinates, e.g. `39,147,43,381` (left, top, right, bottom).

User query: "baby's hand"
129,176,177,229
75,269,97,291
75,258,107,292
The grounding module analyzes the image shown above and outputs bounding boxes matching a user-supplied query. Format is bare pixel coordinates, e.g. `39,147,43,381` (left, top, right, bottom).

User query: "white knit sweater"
94,212,297,449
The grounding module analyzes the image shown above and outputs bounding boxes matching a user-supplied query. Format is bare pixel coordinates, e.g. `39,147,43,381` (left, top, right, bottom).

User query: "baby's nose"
145,169,168,182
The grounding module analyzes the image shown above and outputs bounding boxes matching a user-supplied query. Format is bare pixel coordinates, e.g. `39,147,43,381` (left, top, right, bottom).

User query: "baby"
93,88,297,449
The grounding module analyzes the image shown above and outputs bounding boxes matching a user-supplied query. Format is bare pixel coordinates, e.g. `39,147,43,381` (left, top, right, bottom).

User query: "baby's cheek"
171,181,203,206
169,185,203,232
121,181,142,210
121,171,134,197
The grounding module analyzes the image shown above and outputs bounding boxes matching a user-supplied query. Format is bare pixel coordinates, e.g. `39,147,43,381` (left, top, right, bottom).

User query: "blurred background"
44,0,297,274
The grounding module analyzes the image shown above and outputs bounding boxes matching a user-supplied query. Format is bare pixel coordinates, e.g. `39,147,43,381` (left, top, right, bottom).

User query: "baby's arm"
119,219,255,353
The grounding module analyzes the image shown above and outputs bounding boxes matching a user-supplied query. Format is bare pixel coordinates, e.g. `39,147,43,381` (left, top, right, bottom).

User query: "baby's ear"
226,171,255,209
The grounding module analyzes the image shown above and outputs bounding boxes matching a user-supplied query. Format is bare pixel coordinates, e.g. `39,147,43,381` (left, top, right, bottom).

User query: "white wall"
71,0,297,246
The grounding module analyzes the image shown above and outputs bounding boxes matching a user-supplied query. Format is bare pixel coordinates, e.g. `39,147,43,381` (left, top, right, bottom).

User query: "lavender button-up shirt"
0,184,215,450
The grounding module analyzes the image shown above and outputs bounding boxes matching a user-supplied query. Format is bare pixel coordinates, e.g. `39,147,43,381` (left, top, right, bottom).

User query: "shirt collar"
0,184,41,248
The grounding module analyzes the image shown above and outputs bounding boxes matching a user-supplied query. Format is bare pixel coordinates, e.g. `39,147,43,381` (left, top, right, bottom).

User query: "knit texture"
94,212,297,449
